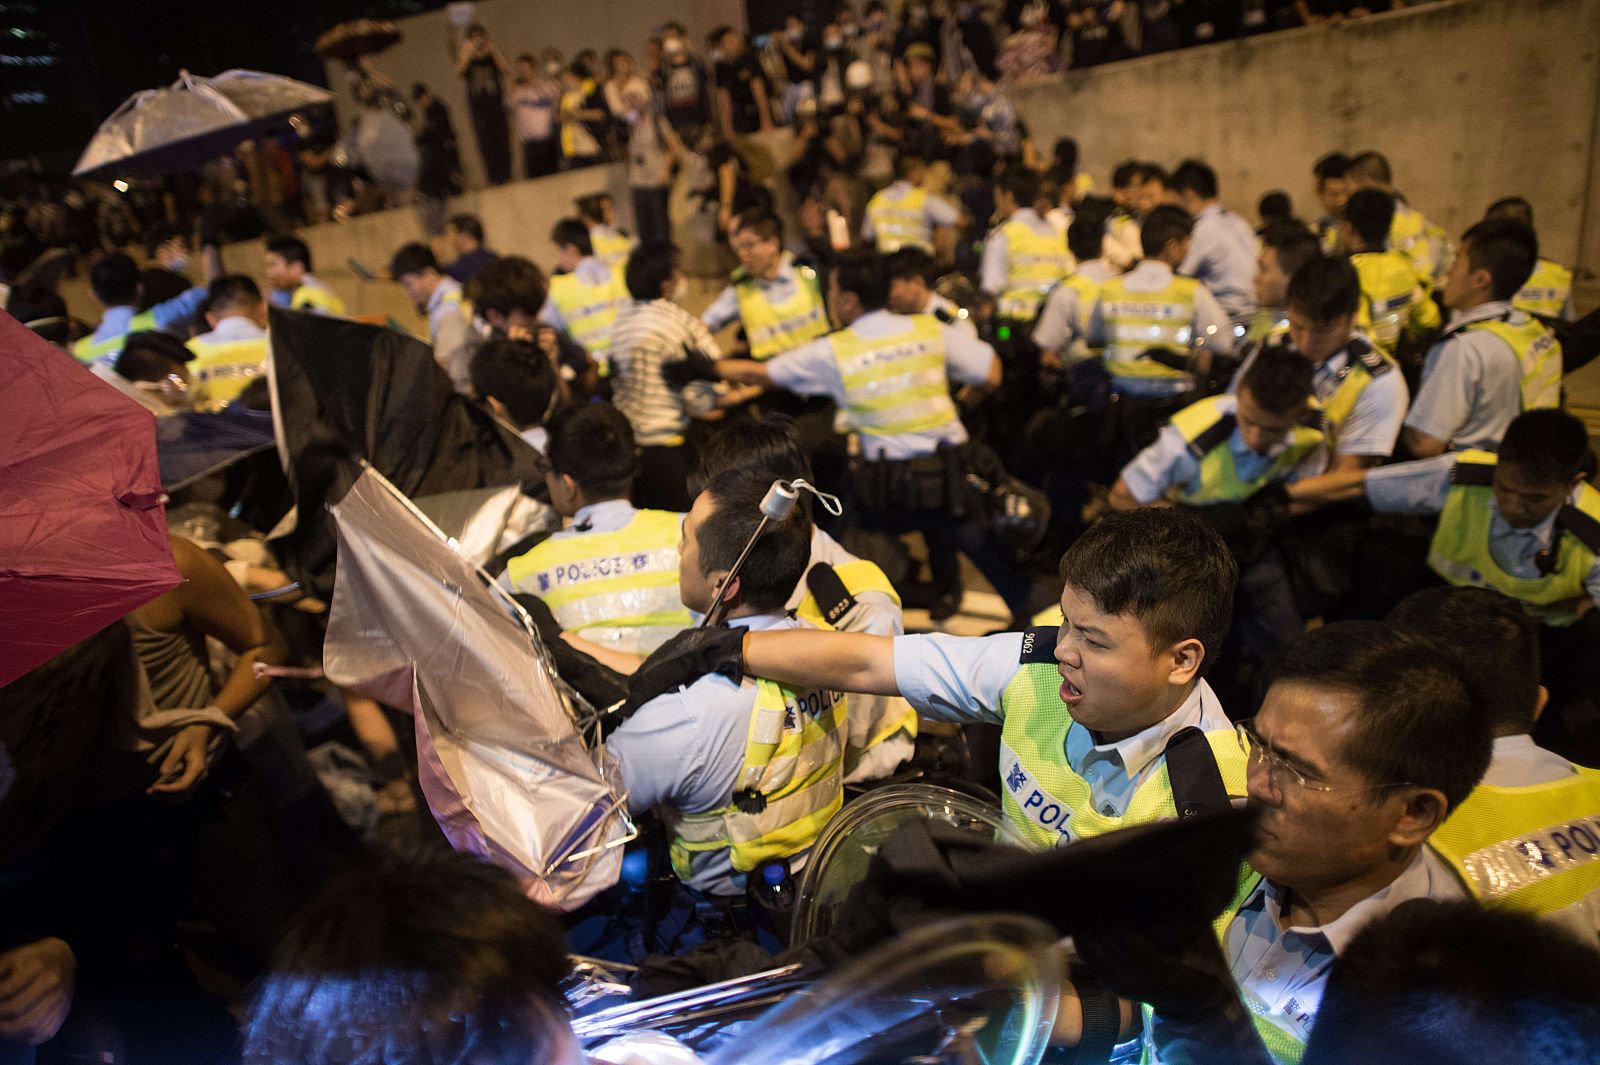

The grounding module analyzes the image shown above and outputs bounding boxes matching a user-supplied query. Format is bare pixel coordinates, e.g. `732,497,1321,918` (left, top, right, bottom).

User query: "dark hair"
1312,151,1351,184
1304,901,1600,1065
409,82,430,101
1346,150,1393,187
896,152,926,179
7,282,68,342
466,256,548,318
89,252,140,306
575,192,612,222
242,847,571,1065
1267,621,1489,809
1057,508,1236,671
207,274,262,314
1171,159,1218,201
1051,137,1079,176
1342,188,1395,249
1240,344,1314,416
625,242,680,301
389,242,439,280
830,247,889,311
447,213,485,243
1460,218,1539,302
1111,159,1142,189
733,204,783,245
1498,409,1591,486
115,330,192,381
1387,587,1541,737
265,234,312,271
1137,162,1171,189
471,339,557,429
550,218,593,257
883,246,937,285
136,266,191,312
1286,253,1361,322
698,466,813,613
1000,168,1041,208
466,21,488,38
1261,221,1322,283
1258,190,1293,225
546,402,636,497
1139,204,1193,259
689,413,813,497
1066,217,1103,263
516,52,535,65
1484,196,1534,228
144,222,186,258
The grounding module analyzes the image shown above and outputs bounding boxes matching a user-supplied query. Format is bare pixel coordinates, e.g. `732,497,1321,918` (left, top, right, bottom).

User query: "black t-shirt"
715,52,767,134
463,54,504,106
662,56,711,129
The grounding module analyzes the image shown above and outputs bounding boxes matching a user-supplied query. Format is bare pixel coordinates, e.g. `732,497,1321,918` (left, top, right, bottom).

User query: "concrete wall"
1014,0,1600,307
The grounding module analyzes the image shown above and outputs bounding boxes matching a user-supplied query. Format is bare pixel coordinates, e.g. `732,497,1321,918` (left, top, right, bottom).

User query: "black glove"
661,343,721,392
622,626,746,717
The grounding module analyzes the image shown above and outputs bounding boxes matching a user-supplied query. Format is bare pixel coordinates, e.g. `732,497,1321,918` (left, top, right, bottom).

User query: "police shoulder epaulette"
1346,336,1391,376
730,266,751,285
1557,504,1600,554
1187,414,1237,460
793,260,818,280
804,562,857,629
1450,458,1496,487
932,305,957,325
1018,626,1058,664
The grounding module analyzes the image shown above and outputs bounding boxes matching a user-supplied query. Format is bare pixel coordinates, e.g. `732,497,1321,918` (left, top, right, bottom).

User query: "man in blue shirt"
72,249,219,365
1173,159,1260,322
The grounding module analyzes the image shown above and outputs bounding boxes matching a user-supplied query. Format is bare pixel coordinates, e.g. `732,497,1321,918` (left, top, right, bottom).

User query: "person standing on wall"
454,23,513,187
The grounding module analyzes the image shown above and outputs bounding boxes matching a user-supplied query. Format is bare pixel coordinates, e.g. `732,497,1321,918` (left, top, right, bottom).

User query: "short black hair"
242,846,571,1065
115,330,192,381
1258,190,1293,225
471,339,557,429
1051,136,1079,175
265,235,312,271
1000,168,1041,208
883,246,937,285
1066,216,1103,263
207,274,262,315
466,256,548,318
1387,587,1541,737
1304,901,1600,1065
1484,195,1534,227
409,81,430,101
1137,162,1171,190
1171,159,1218,201
733,204,783,245
1346,150,1393,187
1057,508,1236,672
6,282,68,342
89,252,140,306
624,241,680,301
1342,188,1395,249
688,413,813,498
550,217,592,257
1498,409,1591,486
1262,221,1322,284
830,247,889,311
137,266,191,311
1111,159,1142,189
1139,204,1193,258
1240,344,1314,416
446,213,485,243
389,242,439,280
1286,253,1361,322
575,192,612,222
545,402,636,498
1460,218,1539,302
698,466,813,613
1267,621,1489,809
1312,151,1350,185
896,152,927,179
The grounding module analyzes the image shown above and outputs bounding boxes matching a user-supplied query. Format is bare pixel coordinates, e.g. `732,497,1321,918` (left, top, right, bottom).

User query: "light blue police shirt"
1117,394,1328,504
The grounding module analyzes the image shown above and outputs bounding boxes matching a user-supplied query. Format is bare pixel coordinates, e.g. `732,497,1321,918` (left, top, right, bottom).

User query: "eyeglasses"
1234,718,1414,796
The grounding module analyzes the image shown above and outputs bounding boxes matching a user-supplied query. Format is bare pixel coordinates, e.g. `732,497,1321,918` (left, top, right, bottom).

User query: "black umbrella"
155,408,277,492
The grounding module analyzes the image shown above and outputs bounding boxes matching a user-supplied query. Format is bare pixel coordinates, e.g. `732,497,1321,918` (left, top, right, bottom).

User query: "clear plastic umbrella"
73,69,334,179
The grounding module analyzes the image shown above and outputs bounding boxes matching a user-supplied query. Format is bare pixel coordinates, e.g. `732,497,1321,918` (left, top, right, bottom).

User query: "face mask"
545,61,562,76
664,38,683,55
710,48,724,63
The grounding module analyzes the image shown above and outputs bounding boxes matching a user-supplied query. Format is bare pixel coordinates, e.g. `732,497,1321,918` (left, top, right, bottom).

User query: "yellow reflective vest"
1515,258,1574,321
996,217,1072,321
591,227,633,274
1168,395,1324,504
73,309,157,364
1427,451,1600,627
1450,309,1563,412
290,282,345,317
1099,273,1201,382
1388,200,1437,283
831,314,962,439
548,267,630,358
503,508,694,654
865,184,935,253
1350,250,1438,355
186,332,269,411
733,260,830,360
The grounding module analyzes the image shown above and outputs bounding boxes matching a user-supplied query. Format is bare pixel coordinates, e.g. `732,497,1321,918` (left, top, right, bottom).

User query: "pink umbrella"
0,312,180,686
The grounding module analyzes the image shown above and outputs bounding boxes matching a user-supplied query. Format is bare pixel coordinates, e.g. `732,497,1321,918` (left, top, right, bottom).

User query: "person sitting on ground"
441,212,498,285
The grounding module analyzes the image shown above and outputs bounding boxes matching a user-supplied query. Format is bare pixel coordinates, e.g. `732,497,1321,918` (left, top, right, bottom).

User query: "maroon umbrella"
0,312,180,686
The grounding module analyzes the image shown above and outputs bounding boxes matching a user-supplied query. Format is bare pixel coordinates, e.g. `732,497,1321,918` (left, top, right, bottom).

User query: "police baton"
700,478,841,628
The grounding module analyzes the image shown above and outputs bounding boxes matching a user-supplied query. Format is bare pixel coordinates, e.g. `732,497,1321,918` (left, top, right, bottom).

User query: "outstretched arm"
743,629,901,696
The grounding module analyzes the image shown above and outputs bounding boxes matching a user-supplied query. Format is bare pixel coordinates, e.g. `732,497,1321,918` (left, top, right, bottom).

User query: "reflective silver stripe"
847,367,948,403
846,395,956,431
1461,817,1600,898
553,584,687,629
675,735,845,845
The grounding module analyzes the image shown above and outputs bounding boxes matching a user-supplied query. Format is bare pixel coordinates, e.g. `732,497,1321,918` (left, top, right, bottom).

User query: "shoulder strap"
932,305,957,325
1441,308,1514,344
1187,414,1237,461
1018,626,1058,664
1346,335,1391,376
1451,457,1496,488
1557,503,1600,554
1163,726,1230,819
804,563,856,629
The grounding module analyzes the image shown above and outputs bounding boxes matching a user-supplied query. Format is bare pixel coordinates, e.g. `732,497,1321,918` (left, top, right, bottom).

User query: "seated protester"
1288,410,1600,755
1032,213,1112,367
1111,345,1325,511
689,416,916,783
389,242,473,395
470,337,558,452
73,251,209,364
99,330,194,415
861,152,962,255
242,846,579,1065
1172,158,1260,321
1302,901,1600,1065
607,242,726,512
642,509,1249,849
263,235,345,316
501,403,693,658
700,206,830,363
1088,204,1235,398
1231,254,1408,469
1339,188,1440,359
607,466,850,904
186,274,268,412
1388,587,1600,944
1403,218,1562,458
1242,220,1321,347
466,255,584,403
441,211,499,285
1485,196,1575,322
884,246,974,332
980,168,1073,327
538,217,630,372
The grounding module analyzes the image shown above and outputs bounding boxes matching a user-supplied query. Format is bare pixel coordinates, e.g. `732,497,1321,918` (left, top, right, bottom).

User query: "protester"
454,23,513,186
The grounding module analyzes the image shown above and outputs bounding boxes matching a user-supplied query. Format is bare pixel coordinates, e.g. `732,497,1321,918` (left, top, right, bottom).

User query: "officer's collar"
1446,299,1514,331
725,611,792,632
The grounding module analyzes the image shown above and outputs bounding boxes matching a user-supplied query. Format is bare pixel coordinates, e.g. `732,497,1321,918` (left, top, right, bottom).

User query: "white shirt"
979,208,1063,296
1228,333,1410,458
1405,300,1524,452
701,254,815,335
1180,201,1260,319
1086,259,1235,397
190,315,266,347
427,276,473,395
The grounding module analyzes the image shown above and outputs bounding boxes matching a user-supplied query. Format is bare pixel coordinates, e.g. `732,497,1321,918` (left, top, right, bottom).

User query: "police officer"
389,242,474,395
980,169,1072,328
1032,214,1114,368
861,152,962,255
1339,188,1440,359
884,247,973,333
711,248,1039,625
1346,150,1451,287
264,235,346,316
1242,222,1321,348
74,251,213,365
539,217,631,372
1231,255,1408,470
576,191,635,274
701,205,831,362
501,403,693,656
1389,586,1600,943
186,275,269,411
1111,345,1325,511
1404,218,1562,458
1484,196,1575,322
1310,151,1351,254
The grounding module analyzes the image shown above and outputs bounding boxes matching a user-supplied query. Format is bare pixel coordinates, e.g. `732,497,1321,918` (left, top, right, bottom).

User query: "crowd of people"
4,1,1599,1063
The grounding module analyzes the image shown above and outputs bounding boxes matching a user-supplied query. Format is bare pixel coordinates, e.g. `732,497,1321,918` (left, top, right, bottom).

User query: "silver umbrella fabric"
74,69,333,179
324,466,631,910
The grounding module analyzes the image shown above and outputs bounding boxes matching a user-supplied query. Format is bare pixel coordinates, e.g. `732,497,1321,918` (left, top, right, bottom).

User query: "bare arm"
1286,466,1371,507
1108,477,1145,512
170,538,287,719
743,629,902,696
1402,426,1449,459
716,358,773,386
561,632,644,676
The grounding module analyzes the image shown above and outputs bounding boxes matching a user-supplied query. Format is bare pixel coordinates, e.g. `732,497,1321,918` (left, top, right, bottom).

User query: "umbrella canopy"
324,466,630,910
73,69,334,179
155,408,277,492
0,311,180,687
314,19,403,62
